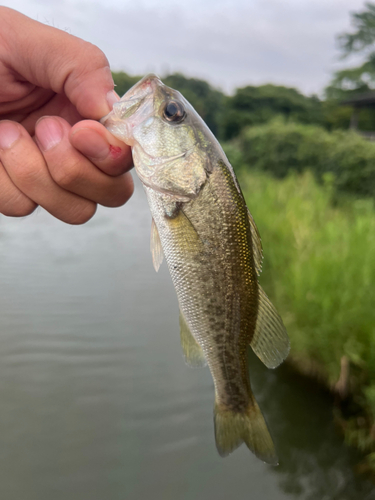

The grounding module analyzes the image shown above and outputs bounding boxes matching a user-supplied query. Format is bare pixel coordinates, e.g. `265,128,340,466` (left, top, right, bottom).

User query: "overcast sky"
1,0,368,95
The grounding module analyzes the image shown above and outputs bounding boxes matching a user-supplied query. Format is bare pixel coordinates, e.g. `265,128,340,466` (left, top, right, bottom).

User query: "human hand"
0,7,133,224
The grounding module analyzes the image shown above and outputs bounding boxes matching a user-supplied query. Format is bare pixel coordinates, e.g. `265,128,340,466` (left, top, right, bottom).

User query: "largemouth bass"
101,74,290,464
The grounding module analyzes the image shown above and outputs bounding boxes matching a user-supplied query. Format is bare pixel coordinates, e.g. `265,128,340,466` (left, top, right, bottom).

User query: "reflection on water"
0,176,373,500
252,357,375,500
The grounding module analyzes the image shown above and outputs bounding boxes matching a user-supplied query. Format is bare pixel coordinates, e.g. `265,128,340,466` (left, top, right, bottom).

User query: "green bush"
239,170,375,453
238,119,375,198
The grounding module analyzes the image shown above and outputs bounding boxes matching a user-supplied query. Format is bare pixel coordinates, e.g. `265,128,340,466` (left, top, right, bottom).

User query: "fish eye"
163,101,186,123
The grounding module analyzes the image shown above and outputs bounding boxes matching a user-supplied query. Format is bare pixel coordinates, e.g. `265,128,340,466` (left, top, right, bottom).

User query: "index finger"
70,120,133,177
0,7,115,119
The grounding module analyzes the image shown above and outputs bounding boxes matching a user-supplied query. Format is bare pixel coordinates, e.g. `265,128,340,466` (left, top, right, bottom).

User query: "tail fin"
214,398,278,465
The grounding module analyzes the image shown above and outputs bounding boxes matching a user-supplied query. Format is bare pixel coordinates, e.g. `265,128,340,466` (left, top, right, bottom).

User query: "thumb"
1,7,117,119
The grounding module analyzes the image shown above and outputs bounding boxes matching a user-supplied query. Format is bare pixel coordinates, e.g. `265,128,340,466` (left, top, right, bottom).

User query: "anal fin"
250,286,290,369
179,311,207,368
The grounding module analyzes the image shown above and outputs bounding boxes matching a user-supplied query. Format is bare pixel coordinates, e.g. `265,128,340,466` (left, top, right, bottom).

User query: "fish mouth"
105,74,163,119
101,74,164,145
122,74,163,101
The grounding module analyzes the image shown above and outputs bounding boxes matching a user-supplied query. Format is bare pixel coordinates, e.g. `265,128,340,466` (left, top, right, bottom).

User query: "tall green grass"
240,171,375,417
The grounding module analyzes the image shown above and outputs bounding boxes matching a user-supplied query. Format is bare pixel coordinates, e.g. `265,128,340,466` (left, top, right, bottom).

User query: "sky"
1,0,368,96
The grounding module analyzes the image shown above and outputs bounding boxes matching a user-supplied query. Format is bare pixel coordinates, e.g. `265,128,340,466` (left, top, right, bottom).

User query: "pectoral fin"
250,286,290,369
179,311,207,368
150,218,164,272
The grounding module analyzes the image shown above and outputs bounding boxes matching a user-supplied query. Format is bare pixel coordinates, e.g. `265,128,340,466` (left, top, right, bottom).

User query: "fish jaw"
100,74,163,146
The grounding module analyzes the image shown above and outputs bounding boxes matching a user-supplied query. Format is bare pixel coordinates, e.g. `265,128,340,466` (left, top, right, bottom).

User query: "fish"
101,74,290,464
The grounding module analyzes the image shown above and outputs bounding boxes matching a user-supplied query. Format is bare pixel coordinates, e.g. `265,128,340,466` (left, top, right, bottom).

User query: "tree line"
112,70,354,139
112,3,375,199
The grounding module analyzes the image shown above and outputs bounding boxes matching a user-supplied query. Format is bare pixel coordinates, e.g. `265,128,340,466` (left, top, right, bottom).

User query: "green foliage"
321,100,352,130
355,106,375,130
239,170,375,457
221,84,323,140
325,57,375,100
327,3,375,99
238,119,375,197
337,2,375,56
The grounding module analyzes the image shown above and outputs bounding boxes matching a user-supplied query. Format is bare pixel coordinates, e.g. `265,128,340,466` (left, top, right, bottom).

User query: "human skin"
0,7,134,224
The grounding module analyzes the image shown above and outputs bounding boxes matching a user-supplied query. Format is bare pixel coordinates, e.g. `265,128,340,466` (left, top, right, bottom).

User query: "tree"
221,84,323,140
326,2,375,98
338,2,375,56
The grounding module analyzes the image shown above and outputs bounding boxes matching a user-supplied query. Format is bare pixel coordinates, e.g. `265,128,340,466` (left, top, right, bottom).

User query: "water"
0,176,373,500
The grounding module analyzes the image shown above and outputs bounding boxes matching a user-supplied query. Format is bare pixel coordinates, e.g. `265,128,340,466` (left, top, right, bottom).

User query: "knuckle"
99,174,134,208
0,194,37,217
81,41,109,69
74,41,109,77
104,185,134,208
13,202,37,217
86,44,109,69
11,159,41,188
66,202,97,225
52,161,82,189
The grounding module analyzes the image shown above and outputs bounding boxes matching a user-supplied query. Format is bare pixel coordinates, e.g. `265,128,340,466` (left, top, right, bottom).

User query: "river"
0,175,373,500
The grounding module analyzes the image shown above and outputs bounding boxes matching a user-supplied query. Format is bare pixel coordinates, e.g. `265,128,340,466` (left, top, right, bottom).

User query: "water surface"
0,176,373,500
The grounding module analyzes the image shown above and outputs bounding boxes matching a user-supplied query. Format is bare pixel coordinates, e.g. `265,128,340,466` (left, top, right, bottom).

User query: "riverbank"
238,169,375,475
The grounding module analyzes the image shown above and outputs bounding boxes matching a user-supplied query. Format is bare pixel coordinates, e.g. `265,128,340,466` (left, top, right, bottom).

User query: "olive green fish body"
147,160,256,410
101,74,290,463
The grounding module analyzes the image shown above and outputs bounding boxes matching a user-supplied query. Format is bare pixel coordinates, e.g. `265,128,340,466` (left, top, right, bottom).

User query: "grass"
238,169,375,466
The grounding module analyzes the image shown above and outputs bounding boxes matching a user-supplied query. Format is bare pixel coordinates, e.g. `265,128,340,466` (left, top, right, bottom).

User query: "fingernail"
107,90,120,110
0,122,20,149
35,117,63,151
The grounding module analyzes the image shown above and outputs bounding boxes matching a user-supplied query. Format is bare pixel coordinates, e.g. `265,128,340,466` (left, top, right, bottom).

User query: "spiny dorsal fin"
150,218,164,272
250,286,290,369
247,208,263,276
179,310,207,368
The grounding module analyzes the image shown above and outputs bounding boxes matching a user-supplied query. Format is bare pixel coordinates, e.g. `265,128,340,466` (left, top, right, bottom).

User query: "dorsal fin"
250,286,290,369
150,218,164,272
247,208,263,276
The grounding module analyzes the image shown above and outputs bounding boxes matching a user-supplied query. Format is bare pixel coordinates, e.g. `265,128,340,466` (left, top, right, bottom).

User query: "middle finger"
35,117,134,207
